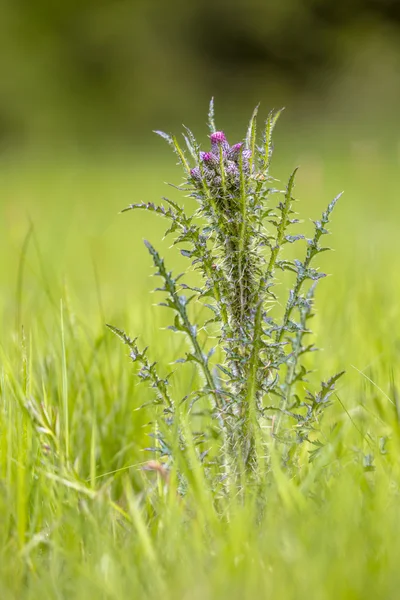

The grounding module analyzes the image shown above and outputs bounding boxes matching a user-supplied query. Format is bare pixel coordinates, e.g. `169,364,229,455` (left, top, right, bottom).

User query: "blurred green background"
1,0,400,367
1,0,400,147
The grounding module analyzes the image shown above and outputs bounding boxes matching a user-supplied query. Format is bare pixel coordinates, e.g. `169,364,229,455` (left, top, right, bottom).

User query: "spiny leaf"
154,130,172,144
106,323,136,348
262,108,284,173
324,192,343,221
121,201,182,223
246,104,259,171
208,97,216,133
154,130,191,175
182,126,199,160
285,234,305,244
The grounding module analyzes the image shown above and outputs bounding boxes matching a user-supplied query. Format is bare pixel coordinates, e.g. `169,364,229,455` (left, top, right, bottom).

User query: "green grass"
1,139,400,599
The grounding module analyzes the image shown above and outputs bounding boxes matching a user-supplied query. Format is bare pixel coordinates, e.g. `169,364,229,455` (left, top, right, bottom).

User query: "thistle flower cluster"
110,100,344,479
190,132,251,196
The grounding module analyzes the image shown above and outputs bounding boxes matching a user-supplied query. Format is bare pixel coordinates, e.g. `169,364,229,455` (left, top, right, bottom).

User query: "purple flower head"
210,131,229,155
210,131,226,144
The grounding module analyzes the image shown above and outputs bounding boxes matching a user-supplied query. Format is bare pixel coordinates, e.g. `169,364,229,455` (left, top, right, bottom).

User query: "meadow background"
1,1,400,598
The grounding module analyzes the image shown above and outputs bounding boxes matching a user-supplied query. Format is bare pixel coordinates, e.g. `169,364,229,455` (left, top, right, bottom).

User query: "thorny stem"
145,241,223,411
266,168,298,280
242,300,263,463
273,196,341,435
180,300,222,410
273,288,313,438
106,324,174,409
238,152,249,324
276,193,342,345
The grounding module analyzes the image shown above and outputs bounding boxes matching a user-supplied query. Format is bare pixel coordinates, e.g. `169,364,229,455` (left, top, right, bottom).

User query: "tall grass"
0,135,400,598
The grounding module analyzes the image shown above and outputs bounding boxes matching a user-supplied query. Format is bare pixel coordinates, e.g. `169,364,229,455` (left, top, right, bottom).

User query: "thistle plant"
109,100,343,481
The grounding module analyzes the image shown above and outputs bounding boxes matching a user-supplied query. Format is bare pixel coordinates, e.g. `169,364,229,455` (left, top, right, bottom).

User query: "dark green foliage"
110,101,344,479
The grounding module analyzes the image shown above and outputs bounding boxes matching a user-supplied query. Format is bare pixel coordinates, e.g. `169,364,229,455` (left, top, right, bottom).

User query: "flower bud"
211,175,222,189
242,149,252,172
210,131,230,155
200,151,219,168
190,166,202,183
228,142,243,161
225,161,239,186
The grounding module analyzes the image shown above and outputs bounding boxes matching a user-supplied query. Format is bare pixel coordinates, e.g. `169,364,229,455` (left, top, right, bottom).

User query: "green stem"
241,300,263,464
